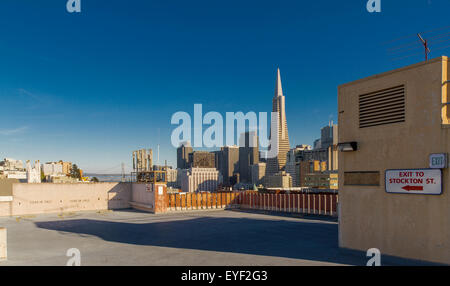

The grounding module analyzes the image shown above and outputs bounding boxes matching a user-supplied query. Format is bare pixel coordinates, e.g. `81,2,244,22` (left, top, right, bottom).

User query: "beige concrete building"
304,171,338,189
296,160,335,188
180,167,222,193
58,161,72,175
251,162,266,186
265,171,292,188
338,56,450,264
26,160,41,184
285,142,339,188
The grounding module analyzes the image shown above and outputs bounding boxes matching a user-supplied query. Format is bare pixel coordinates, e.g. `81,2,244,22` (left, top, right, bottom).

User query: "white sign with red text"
385,169,442,195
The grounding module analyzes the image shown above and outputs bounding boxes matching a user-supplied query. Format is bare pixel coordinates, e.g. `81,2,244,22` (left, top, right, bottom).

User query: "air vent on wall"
359,85,405,128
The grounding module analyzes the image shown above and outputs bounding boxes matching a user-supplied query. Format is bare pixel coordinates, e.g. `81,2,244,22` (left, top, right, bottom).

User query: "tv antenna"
385,26,450,62
417,33,431,61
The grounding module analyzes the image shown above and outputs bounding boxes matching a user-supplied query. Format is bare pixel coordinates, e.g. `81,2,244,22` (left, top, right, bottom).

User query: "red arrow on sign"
402,185,424,191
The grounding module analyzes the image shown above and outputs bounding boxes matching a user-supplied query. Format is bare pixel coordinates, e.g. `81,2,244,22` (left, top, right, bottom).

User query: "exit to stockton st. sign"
385,169,442,195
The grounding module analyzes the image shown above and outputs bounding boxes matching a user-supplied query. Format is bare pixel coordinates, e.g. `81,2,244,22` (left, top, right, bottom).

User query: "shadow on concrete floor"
34,212,441,266
228,208,339,223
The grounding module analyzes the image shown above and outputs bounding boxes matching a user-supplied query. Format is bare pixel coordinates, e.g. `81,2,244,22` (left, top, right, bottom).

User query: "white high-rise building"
26,160,41,183
180,167,222,193
42,162,64,176
265,68,290,182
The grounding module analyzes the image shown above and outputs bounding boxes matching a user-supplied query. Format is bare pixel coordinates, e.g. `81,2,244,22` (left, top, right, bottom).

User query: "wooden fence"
167,192,338,216
167,192,240,211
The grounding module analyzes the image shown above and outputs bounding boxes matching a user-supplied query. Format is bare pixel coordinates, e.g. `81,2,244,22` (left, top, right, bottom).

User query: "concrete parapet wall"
0,179,19,197
0,227,6,261
0,182,131,217
130,183,167,213
131,183,155,207
0,202,11,217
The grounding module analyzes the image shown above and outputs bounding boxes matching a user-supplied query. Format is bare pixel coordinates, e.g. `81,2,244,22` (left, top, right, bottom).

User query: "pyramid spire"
275,68,283,97
266,67,290,180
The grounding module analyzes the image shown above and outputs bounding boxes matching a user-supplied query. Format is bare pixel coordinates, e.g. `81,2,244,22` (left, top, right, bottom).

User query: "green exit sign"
429,153,448,169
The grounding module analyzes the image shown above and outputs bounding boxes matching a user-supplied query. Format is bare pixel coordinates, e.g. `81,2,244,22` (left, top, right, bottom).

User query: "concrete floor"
0,209,438,266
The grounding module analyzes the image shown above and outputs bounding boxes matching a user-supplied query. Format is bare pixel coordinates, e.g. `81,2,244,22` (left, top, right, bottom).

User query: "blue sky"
0,0,449,173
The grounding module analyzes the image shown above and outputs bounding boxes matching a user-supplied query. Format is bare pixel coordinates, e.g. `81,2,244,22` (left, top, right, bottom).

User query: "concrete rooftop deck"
0,209,439,266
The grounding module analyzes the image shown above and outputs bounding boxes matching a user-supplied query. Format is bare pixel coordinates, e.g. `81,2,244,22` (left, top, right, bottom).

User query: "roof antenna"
417,33,431,61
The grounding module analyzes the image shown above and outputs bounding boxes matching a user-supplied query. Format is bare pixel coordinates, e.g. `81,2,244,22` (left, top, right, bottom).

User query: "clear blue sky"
0,0,449,173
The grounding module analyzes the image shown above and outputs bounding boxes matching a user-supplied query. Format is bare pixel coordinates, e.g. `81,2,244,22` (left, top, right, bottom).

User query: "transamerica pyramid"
265,68,290,177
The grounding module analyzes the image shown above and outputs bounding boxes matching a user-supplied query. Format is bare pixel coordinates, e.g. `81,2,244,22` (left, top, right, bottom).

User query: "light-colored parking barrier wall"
0,227,6,261
0,182,132,217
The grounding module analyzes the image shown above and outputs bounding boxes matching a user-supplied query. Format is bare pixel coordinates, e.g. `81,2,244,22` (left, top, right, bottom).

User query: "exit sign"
385,169,442,195
429,153,447,169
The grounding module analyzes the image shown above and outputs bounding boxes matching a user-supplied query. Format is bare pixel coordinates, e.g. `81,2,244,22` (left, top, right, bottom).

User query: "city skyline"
1,1,450,269
1,1,449,173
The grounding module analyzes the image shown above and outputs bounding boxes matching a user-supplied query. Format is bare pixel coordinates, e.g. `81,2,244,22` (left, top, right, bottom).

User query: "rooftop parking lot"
0,209,439,266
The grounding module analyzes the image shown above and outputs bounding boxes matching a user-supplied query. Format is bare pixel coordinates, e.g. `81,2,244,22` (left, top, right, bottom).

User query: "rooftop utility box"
338,56,449,264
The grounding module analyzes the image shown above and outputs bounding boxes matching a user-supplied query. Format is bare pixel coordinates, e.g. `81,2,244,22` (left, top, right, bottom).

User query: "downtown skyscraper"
265,68,290,177
177,141,193,169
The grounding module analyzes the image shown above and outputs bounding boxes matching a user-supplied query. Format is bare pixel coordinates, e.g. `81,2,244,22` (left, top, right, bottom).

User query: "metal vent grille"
359,85,405,128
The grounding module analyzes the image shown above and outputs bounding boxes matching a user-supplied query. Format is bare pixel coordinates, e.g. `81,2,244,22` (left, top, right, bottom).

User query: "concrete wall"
0,227,6,261
131,183,155,207
0,201,12,217
0,182,131,217
338,57,450,264
0,182,173,217
130,183,167,213
0,179,19,196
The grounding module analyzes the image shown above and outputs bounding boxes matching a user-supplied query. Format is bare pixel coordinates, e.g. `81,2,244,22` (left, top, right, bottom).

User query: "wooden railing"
167,192,240,211
167,191,338,216
239,192,338,216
